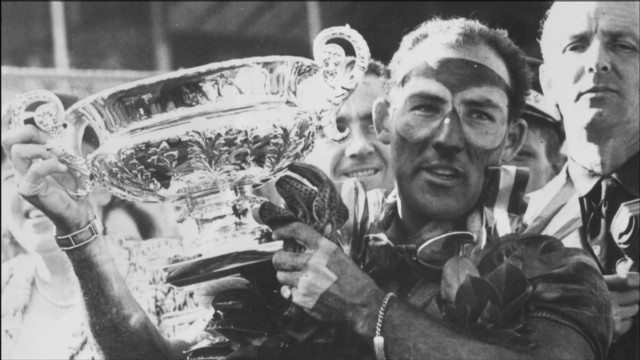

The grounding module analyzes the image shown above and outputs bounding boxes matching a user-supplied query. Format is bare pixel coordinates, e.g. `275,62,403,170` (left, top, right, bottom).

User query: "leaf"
441,303,458,326
454,276,501,328
441,256,479,303
501,288,532,326
477,300,503,330
485,262,530,309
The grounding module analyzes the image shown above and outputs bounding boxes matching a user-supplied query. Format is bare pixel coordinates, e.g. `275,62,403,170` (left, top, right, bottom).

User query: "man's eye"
335,119,349,133
563,42,587,53
516,151,534,160
467,111,494,122
612,41,637,52
411,104,441,115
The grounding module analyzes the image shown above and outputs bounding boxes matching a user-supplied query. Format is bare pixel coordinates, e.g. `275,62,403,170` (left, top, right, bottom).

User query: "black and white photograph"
1,2,638,359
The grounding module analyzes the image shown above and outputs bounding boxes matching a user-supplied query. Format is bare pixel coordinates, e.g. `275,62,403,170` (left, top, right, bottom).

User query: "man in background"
505,88,566,193
305,59,394,193
524,2,639,359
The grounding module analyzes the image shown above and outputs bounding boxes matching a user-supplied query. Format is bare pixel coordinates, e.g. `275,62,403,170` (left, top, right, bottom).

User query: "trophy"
8,26,370,280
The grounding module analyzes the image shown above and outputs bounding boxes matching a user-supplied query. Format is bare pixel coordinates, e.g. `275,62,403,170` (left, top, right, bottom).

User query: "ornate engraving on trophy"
9,25,371,253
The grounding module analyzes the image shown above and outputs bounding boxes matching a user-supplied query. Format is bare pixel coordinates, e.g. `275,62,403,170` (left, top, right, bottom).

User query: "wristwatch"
55,217,104,251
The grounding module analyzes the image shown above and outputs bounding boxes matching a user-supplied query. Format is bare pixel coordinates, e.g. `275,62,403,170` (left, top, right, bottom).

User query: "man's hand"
1,125,94,233
272,222,385,336
604,272,639,342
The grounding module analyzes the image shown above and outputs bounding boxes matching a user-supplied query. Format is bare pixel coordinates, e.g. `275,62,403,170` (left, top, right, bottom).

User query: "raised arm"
2,125,189,359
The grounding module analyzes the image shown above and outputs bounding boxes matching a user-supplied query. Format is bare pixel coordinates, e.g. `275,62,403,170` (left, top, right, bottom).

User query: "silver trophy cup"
8,26,370,266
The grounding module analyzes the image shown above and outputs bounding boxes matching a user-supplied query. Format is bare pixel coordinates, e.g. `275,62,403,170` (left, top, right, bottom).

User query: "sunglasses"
365,231,477,270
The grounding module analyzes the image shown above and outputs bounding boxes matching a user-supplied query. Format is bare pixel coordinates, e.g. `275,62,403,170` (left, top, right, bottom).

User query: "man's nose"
585,40,611,74
432,112,464,154
345,126,375,158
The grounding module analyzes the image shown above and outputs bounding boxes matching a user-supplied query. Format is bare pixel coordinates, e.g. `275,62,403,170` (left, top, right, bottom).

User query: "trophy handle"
8,90,93,198
313,25,371,141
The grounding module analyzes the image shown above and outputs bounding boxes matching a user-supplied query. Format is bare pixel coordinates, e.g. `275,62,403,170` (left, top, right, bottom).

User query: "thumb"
604,272,640,291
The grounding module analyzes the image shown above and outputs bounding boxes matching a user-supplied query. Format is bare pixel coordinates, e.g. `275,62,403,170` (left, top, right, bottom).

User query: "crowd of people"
1,1,637,359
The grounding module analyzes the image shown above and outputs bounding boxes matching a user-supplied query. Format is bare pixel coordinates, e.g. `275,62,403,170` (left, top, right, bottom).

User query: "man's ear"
551,151,568,176
372,96,391,145
501,117,527,162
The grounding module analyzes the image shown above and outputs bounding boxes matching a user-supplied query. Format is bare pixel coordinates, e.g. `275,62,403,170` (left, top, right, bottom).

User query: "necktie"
580,178,624,273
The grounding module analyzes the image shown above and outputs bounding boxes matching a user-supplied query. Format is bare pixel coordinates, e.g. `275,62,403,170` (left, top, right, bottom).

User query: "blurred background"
2,1,552,105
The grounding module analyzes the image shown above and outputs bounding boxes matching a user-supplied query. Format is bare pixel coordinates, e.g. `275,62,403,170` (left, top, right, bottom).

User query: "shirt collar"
380,187,487,248
568,152,639,197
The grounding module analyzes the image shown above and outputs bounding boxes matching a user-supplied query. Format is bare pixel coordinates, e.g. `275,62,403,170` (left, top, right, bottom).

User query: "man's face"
306,74,393,191
383,41,514,222
507,124,554,193
0,142,110,254
540,2,639,139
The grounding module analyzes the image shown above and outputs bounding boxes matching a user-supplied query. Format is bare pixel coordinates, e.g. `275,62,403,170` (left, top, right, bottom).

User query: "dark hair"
365,59,390,79
537,3,557,60
388,17,532,123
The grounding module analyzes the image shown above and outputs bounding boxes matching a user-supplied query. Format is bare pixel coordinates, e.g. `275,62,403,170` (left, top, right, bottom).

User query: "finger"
256,201,298,229
1,125,50,161
10,143,54,175
624,272,640,287
605,273,640,291
613,303,639,319
18,157,68,197
610,289,640,306
272,250,311,271
613,319,633,341
287,162,330,188
276,270,300,287
272,222,325,251
280,285,292,299
276,174,317,208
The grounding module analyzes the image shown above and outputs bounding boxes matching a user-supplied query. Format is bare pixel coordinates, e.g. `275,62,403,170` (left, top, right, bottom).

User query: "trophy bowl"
9,26,370,231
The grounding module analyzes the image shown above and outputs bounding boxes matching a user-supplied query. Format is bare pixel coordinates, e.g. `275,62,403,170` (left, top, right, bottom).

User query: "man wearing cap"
505,89,566,193
524,2,639,359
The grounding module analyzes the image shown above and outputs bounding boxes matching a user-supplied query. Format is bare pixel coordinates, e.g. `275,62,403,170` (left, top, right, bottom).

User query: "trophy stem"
173,186,270,257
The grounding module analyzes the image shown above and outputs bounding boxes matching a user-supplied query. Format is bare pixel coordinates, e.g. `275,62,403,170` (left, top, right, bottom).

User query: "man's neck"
396,197,457,246
567,128,640,176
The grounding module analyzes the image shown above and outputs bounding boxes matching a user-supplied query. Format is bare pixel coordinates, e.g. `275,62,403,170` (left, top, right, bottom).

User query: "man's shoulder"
476,234,612,358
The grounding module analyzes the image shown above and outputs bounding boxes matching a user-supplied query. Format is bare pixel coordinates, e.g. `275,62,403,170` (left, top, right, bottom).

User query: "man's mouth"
576,86,618,101
343,168,379,178
24,208,47,220
423,164,462,182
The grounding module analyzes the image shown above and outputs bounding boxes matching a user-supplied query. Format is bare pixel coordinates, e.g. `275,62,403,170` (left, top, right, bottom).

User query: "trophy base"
163,186,280,286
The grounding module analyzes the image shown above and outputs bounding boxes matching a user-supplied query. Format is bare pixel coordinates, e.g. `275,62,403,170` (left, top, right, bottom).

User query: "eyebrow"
460,98,506,113
565,30,639,44
405,93,449,106
1,173,15,182
605,30,640,44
